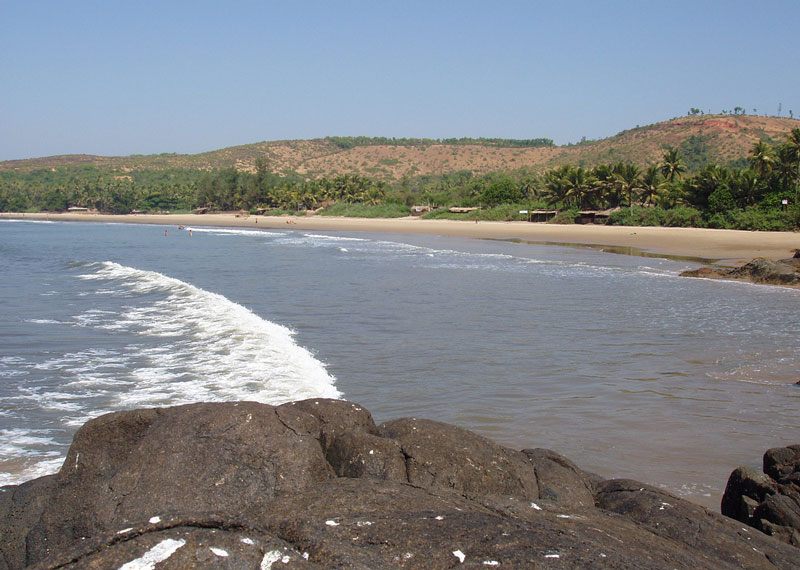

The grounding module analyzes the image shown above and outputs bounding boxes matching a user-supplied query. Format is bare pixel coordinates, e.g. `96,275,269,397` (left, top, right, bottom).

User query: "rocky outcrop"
2,400,799,569
722,445,800,547
681,253,800,287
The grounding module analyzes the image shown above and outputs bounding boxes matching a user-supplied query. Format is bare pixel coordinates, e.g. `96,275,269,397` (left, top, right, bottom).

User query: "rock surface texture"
681,253,800,287
1,399,798,569
722,445,800,548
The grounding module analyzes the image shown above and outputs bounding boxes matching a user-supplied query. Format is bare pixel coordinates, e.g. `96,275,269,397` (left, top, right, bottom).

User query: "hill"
2,114,799,181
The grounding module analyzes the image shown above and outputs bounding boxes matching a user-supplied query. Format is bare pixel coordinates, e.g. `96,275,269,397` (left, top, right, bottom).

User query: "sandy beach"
4,212,799,266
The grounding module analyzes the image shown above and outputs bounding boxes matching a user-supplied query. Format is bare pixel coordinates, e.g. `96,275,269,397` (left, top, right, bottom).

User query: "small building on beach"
578,208,619,224
448,207,481,214
528,209,559,222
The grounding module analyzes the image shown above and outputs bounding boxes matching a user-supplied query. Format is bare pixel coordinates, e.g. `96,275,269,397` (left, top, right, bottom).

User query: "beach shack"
448,207,481,214
528,209,559,222
577,208,618,224
66,206,89,213
410,205,432,216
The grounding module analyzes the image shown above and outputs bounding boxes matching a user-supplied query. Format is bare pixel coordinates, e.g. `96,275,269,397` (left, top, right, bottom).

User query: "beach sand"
4,212,799,266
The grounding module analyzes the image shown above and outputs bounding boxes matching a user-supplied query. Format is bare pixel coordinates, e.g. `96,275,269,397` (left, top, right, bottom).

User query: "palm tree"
614,163,643,209
748,140,775,179
660,148,687,184
565,167,594,209
589,164,616,208
640,165,663,206
782,128,800,205
543,165,572,207
728,169,763,207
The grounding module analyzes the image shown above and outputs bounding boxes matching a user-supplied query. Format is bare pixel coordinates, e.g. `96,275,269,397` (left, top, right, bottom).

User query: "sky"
1,0,799,161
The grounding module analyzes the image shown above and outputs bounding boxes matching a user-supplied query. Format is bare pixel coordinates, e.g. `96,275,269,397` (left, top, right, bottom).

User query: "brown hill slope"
2,115,798,181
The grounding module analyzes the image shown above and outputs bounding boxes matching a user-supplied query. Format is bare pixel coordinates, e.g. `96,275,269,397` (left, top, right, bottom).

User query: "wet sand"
4,212,799,266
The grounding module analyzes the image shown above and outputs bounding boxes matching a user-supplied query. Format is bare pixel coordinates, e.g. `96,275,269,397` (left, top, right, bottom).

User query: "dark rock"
379,417,539,500
521,447,598,508
596,478,800,569
0,475,56,570
278,399,407,481
2,400,799,569
722,445,800,548
681,257,800,287
764,445,800,481
24,401,334,565
721,466,778,522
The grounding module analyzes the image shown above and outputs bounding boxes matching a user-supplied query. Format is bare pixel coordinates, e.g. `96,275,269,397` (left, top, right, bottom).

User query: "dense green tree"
639,165,663,206
748,140,775,178
782,128,800,205
660,148,687,183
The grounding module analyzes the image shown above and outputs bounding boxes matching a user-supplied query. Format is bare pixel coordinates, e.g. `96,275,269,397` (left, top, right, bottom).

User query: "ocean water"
1,219,799,510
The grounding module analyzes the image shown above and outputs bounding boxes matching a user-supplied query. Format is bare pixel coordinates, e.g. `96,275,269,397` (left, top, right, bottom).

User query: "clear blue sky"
2,0,798,161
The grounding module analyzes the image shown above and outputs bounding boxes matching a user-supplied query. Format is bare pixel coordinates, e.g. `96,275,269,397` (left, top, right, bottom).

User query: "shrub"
728,207,796,231
317,203,410,218
663,206,705,228
549,207,579,224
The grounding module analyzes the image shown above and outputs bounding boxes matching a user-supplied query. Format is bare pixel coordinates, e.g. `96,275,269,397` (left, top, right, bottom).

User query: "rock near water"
2,399,799,569
681,253,800,287
722,445,800,548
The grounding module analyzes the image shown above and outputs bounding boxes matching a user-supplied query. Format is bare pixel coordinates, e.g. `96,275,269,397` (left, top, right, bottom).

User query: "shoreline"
3,211,799,266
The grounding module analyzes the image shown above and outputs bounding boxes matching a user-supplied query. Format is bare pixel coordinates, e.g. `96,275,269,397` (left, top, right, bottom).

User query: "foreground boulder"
681,253,800,287
722,445,800,547
1,400,798,569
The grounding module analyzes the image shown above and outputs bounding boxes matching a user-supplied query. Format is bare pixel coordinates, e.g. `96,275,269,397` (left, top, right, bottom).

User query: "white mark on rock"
453,550,466,563
556,514,572,519
483,561,500,566
241,537,255,545
261,550,283,569
75,452,80,471
210,547,228,557
325,520,339,526
530,502,542,511
404,552,414,559
435,515,444,520
118,538,186,570
369,449,374,455
246,413,253,423
544,553,560,559
148,516,161,524
357,521,373,527
302,552,309,559
117,528,134,535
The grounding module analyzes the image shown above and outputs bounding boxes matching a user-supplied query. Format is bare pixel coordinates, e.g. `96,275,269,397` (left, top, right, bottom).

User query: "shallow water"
1,219,798,510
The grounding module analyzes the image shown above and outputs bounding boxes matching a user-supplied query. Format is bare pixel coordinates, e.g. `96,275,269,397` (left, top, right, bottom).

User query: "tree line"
325,136,554,150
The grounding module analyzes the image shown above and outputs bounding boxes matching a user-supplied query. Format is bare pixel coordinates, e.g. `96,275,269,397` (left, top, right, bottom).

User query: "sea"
1,218,799,510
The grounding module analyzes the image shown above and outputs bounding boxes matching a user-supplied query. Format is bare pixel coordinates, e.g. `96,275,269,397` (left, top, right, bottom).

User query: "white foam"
76,262,340,407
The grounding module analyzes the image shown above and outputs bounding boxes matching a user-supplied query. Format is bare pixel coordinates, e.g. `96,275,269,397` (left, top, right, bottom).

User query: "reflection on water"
495,237,720,264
